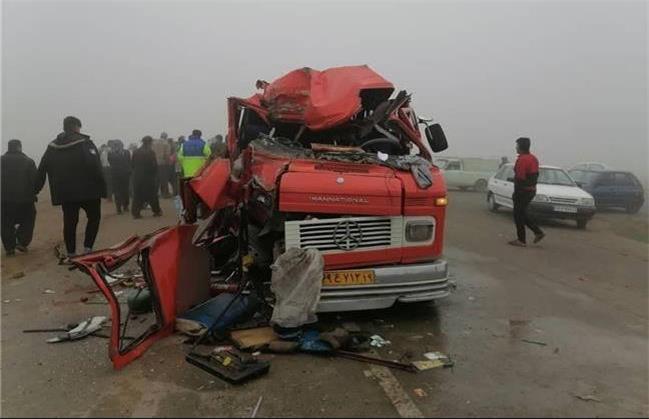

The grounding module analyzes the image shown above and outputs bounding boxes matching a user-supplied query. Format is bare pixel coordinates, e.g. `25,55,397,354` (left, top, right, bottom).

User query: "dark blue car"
568,170,645,214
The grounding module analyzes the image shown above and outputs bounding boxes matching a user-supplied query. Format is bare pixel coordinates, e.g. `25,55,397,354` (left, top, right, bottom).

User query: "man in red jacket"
509,137,545,247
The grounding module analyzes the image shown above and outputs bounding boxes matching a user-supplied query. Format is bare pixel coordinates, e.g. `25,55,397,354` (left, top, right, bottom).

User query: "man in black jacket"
131,136,162,219
108,139,131,214
36,116,106,257
1,140,38,256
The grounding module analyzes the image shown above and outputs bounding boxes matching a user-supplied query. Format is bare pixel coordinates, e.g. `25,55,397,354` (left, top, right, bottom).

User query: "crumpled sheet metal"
71,225,210,369
260,65,394,131
188,158,235,211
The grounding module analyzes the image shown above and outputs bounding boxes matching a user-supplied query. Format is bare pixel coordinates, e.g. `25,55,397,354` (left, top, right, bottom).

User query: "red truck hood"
278,159,446,217
279,160,403,216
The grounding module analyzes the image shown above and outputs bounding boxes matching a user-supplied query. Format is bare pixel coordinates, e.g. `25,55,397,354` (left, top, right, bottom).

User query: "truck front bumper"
317,259,449,312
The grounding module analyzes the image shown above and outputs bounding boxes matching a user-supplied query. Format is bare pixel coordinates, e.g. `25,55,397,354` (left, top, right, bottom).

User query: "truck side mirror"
424,123,448,153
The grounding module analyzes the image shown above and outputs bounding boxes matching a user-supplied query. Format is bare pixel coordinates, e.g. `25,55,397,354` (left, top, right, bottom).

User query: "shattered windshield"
251,135,434,188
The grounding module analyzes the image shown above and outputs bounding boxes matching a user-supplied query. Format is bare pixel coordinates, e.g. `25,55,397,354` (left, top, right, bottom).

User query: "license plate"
554,205,577,213
323,270,376,286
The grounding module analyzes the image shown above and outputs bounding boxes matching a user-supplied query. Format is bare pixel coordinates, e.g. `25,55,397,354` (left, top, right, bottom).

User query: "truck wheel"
487,193,500,212
474,179,488,192
576,219,588,229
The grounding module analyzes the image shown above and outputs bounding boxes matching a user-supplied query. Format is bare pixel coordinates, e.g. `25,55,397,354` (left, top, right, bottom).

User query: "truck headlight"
580,197,595,206
533,194,550,203
434,197,448,207
405,221,434,242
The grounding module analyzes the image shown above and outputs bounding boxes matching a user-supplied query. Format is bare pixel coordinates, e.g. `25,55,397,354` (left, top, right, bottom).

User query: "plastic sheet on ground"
270,248,324,329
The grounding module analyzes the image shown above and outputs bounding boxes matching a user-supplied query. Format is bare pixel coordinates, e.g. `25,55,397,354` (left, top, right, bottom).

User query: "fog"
2,0,647,181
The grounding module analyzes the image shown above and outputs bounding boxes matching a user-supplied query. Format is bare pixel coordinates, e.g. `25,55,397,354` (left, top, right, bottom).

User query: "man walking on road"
36,116,106,257
1,140,38,256
131,136,162,219
108,139,131,214
509,137,545,247
178,129,211,178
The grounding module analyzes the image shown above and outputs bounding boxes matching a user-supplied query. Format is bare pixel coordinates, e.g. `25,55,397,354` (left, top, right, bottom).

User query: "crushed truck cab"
74,65,450,368
188,65,451,311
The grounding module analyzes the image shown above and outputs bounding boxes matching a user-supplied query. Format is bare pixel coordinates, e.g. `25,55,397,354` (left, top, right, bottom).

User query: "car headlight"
405,221,434,242
580,197,595,206
533,194,550,203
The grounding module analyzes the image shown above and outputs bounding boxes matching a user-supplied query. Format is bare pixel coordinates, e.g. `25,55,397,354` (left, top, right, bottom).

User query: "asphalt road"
1,191,647,417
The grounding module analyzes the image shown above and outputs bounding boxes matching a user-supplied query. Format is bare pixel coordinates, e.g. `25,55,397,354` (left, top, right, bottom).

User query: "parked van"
434,157,500,191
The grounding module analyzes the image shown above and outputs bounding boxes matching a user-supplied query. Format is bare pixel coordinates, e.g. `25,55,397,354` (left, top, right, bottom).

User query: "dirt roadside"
1,192,647,417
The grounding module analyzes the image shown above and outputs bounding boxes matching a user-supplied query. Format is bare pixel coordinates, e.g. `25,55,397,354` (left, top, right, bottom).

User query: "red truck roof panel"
260,65,394,130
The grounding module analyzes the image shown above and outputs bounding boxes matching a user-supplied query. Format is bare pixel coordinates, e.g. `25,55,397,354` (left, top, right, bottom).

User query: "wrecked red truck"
73,65,450,368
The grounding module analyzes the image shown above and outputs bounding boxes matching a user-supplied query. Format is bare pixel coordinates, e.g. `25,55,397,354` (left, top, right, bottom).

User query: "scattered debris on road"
369,335,391,348
521,338,547,347
413,388,427,398
230,327,276,350
46,316,106,343
185,347,270,384
574,394,602,403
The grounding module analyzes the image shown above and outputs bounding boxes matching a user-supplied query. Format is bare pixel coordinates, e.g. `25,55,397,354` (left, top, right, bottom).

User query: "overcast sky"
2,0,647,180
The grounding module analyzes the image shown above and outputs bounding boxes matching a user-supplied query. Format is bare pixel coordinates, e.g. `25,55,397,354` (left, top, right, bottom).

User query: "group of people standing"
2,117,544,259
1,116,215,259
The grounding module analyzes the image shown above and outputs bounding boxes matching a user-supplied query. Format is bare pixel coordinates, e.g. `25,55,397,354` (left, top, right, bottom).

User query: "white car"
487,164,596,229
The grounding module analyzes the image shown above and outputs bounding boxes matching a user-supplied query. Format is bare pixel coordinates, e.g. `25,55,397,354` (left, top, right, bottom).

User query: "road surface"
1,191,647,417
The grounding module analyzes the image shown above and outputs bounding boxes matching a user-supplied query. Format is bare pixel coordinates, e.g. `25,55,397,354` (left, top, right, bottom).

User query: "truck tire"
487,193,500,212
576,218,588,229
474,179,488,192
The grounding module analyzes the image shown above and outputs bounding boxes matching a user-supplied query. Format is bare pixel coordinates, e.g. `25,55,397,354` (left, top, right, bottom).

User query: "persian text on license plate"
323,271,376,286
554,205,577,213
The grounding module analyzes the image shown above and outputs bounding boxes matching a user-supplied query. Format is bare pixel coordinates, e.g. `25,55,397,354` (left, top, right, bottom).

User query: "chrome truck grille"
285,216,403,253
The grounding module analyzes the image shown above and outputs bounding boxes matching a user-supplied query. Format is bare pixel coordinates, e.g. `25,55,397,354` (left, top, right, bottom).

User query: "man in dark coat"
36,116,106,257
108,139,131,214
1,140,38,256
131,136,162,219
